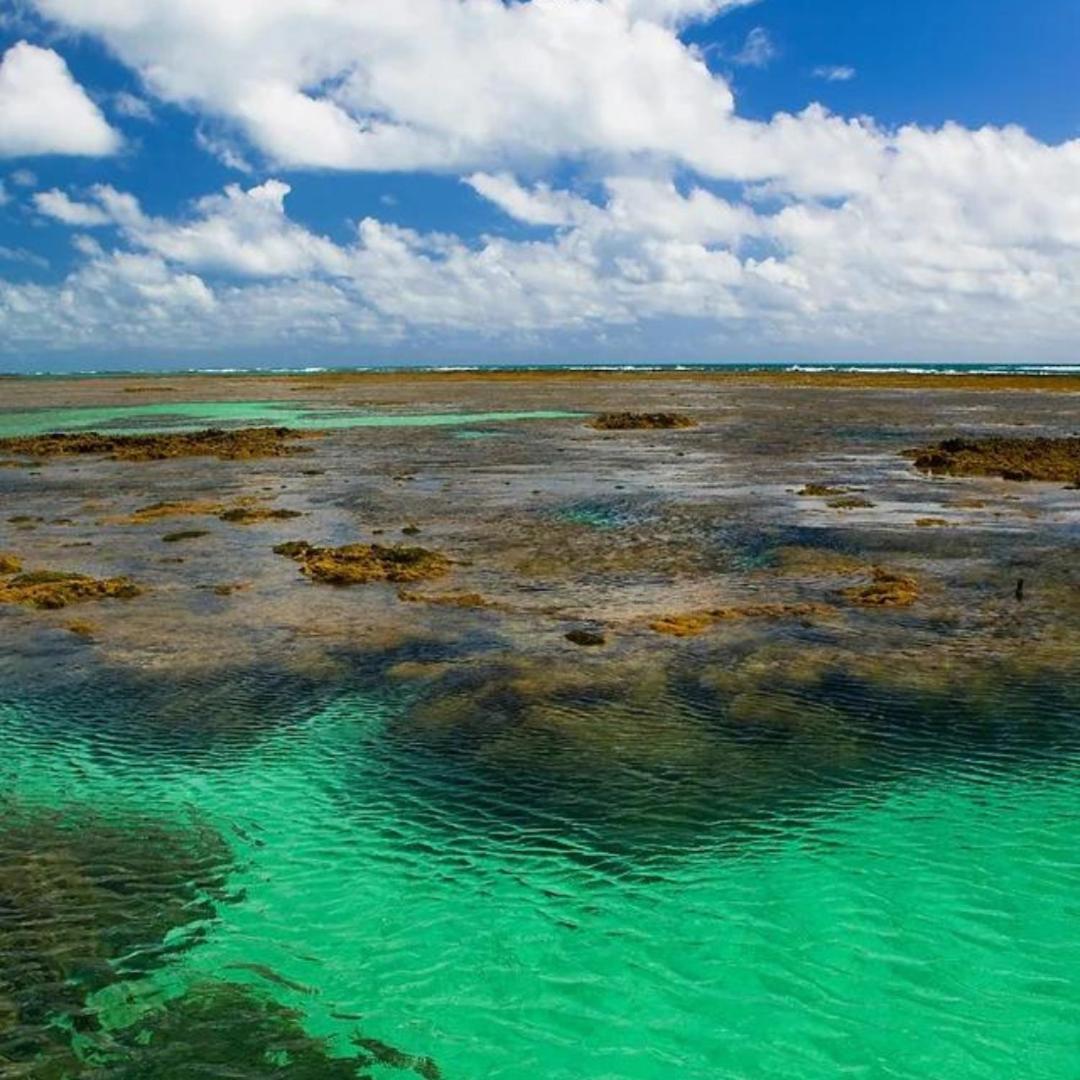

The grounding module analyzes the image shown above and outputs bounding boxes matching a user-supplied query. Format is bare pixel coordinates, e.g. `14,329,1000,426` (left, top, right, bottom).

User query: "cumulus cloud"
6,141,1080,361
2,1,1079,363
0,41,120,158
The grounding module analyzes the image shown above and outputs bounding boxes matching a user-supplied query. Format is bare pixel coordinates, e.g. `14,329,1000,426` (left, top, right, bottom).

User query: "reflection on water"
1,646,1078,1079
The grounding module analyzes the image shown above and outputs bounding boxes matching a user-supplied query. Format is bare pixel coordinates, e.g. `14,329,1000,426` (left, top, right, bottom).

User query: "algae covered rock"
841,567,919,607
0,569,143,610
218,506,304,524
0,551,22,575
275,541,451,586
907,435,1080,482
0,426,317,462
589,412,697,431
651,602,832,637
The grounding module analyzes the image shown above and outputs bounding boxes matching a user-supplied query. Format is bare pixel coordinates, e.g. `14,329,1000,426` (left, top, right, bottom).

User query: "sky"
0,0,1078,372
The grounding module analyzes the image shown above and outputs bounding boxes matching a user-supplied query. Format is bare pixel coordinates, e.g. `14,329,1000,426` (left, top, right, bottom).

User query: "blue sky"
1,0,1078,371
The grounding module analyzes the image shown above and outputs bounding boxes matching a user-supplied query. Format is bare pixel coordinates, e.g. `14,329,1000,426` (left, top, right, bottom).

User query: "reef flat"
1,368,1078,1079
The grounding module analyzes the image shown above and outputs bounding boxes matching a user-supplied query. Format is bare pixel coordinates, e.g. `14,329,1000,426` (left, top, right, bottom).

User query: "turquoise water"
2,664,1078,1079
0,401,584,438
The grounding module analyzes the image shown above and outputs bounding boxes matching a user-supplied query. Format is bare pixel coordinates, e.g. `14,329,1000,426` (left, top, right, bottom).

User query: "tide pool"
0,401,584,438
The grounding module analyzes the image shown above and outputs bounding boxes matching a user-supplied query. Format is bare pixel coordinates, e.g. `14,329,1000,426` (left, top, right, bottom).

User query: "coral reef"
275,541,451,585
0,569,143,609
588,412,697,430
907,436,1080,482
0,426,316,462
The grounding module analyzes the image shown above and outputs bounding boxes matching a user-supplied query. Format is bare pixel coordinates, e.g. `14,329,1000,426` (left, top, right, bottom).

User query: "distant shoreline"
3,364,1080,394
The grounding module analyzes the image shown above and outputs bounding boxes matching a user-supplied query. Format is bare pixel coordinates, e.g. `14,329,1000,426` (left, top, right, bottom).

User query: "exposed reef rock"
0,551,22,574
588,412,697,430
841,567,919,607
565,628,608,646
797,484,847,497
651,602,832,637
0,569,143,609
0,426,317,462
907,435,1080,482
275,540,451,585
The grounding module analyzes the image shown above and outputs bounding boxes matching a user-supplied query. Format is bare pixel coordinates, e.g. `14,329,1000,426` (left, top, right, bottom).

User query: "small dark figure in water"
1015,578,1025,602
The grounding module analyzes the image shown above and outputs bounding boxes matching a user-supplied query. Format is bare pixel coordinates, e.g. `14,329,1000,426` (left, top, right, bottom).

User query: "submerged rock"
162,529,211,543
797,483,847,497
0,803,230,1073
275,540,451,585
398,589,489,608
92,981,439,1079
588,412,697,430
0,569,143,610
565,628,608,647
0,426,317,462
907,435,1080,482
826,495,875,509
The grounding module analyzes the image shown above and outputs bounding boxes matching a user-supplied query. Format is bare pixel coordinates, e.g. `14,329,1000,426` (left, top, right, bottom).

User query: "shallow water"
0,400,584,437
3,663,1078,1079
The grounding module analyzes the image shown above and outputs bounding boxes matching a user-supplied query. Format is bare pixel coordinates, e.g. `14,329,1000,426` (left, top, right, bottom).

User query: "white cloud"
731,27,776,68
36,179,352,277
9,168,37,187
195,128,253,173
2,1,1079,364
33,188,112,225
813,65,856,82
113,90,153,119
0,41,120,158
0,245,49,268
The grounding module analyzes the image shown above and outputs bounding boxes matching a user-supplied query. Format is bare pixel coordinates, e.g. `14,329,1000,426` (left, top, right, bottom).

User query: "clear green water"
2,670,1078,1079
0,401,584,437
